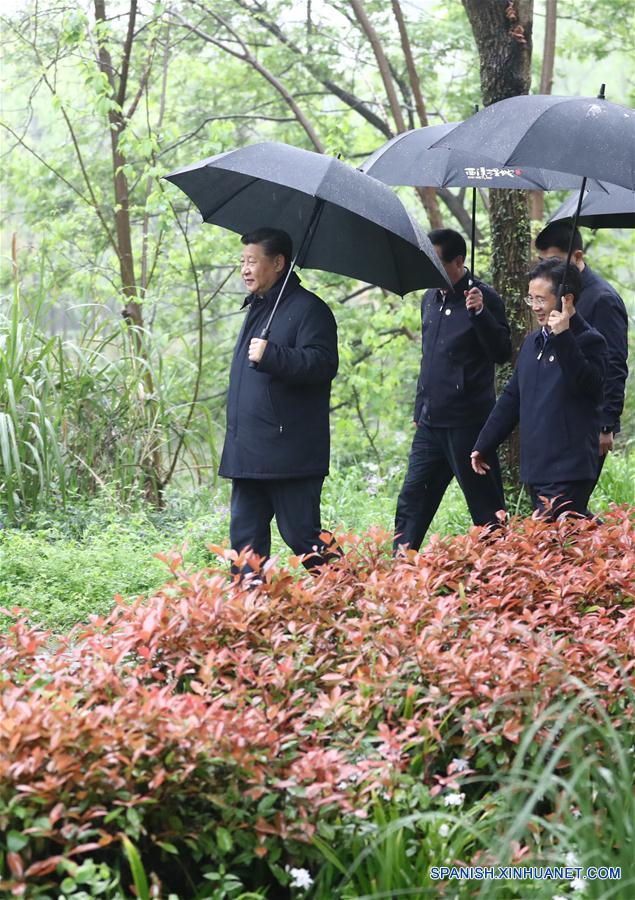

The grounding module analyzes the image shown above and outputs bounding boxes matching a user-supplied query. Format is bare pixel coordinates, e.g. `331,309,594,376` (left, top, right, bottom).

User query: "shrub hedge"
1,509,633,896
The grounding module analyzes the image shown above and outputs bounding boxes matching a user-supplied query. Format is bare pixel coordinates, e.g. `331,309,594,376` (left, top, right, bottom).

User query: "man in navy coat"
219,227,338,571
535,222,628,494
394,228,511,552
471,258,607,518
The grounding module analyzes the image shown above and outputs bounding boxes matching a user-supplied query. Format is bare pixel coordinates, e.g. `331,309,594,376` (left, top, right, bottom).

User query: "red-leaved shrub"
1,509,633,893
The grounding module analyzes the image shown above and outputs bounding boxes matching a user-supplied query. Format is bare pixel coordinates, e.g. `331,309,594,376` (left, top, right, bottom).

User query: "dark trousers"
394,422,505,552
589,450,607,496
230,476,333,572
529,480,595,519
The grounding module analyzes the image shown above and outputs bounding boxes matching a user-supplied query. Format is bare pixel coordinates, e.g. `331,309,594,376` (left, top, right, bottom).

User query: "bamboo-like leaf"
121,836,150,900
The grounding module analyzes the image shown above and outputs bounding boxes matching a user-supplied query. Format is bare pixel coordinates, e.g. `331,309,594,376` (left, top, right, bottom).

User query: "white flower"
287,867,313,890
451,757,469,772
552,895,567,900
443,792,465,808
438,823,450,838
571,807,581,818
565,851,579,867
570,877,587,892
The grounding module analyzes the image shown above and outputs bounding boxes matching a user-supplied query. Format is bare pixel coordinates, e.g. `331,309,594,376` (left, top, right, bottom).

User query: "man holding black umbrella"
394,228,511,552
219,227,338,573
535,222,628,476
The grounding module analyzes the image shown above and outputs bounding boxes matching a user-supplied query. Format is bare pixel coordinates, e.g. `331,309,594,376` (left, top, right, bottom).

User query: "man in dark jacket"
535,222,628,490
394,228,511,552
471,259,607,518
219,227,338,571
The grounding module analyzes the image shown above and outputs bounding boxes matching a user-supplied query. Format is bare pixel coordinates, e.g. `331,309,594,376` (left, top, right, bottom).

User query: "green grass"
0,486,231,629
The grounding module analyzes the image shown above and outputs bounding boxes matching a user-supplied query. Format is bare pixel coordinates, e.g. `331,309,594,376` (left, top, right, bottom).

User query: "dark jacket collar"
241,269,301,309
580,263,593,287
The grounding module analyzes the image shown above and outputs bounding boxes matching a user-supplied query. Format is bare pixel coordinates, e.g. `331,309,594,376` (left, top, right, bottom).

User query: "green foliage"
1,0,633,520
0,486,230,630
1,449,633,632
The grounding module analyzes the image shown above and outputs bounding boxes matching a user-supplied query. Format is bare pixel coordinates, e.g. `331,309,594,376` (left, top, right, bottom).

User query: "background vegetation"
1,0,634,528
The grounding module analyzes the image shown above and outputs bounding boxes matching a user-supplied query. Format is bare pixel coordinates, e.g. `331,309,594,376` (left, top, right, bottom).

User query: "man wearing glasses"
471,258,608,518
534,222,628,496
394,228,511,552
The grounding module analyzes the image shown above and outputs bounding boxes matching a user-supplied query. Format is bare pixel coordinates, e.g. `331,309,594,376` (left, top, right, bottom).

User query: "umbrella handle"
249,327,271,369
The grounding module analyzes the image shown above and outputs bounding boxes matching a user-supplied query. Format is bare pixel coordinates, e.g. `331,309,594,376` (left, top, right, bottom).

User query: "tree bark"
461,0,534,491
94,0,139,317
531,0,557,220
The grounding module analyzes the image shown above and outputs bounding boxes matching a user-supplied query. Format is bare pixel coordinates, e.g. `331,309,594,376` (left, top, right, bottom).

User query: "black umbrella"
549,183,635,229
165,142,448,296
361,121,608,277
431,87,635,302
361,122,607,192
430,91,635,190
166,142,449,364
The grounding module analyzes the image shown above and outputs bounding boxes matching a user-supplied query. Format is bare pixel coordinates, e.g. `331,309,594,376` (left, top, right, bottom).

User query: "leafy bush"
0,510,633,896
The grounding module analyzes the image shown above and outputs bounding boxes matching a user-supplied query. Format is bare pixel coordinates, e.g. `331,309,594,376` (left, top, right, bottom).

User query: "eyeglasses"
524,295,551,308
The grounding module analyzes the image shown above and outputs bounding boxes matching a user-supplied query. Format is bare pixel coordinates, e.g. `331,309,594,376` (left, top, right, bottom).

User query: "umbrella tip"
597,83,606,99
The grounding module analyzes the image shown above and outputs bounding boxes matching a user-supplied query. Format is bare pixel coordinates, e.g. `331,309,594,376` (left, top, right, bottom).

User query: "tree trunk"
461,0,534,493
94,0,139,316
94,0,163,503
530,0,557,220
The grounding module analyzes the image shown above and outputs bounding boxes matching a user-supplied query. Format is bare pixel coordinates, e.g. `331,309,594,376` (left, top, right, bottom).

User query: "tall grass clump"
0,270,223,522
0,279,66,520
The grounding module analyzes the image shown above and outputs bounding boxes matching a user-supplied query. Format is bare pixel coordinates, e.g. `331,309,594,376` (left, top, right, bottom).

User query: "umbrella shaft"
557,176,587,309
470,186,477,283
263,197,326,333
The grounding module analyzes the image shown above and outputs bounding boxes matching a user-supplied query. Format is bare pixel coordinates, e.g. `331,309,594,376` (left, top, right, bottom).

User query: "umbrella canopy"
549,183,635,229
165,141,449,296
430,95,635,191
361,122,608,191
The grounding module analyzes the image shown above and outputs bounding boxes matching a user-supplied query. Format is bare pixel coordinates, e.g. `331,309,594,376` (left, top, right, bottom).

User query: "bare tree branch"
229,0,393,137
173,6,325,152
159,113,299,157
117,0,138,107
126,35,157,120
